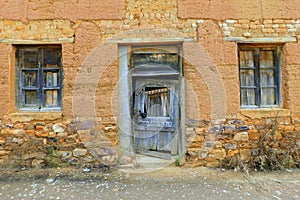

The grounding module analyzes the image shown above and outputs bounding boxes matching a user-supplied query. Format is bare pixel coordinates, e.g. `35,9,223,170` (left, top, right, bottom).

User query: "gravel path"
0,167,299,200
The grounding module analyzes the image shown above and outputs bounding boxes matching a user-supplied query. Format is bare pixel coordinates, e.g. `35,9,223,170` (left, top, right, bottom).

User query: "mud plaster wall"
0,0,299,167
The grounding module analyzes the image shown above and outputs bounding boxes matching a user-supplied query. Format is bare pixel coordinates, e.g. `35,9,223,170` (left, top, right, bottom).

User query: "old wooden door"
132,64,180,159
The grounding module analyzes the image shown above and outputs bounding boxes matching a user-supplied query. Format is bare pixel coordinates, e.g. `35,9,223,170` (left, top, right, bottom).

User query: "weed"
223,116,300,172
175,157,180,167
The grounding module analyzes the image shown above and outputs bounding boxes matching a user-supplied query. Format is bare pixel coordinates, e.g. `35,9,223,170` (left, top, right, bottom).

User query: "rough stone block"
224,143,237,150
234,132,249,141
222,125,236,134
100,155,117,165
0,150,9,156
31,159,44,168
227,149,239,157
53,123,66,133
13,129,25,137
89,147,116,157
73,148,88,157
35,131,50,137
12,138,24,145
208,148,226,160
22,152,46,160
248,130,259,140
237,125,250,132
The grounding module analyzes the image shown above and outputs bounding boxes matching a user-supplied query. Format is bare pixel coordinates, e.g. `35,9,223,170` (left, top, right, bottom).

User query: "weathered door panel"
132,76,179,159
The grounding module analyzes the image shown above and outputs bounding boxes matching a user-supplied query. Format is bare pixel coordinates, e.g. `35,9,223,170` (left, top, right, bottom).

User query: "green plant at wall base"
45,146,63,168
49,146,55,158
175,157,180,167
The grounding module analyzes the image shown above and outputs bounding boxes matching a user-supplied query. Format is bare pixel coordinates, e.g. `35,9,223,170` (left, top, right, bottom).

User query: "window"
16,46,63,111
144,86,170,117
238,44,282,108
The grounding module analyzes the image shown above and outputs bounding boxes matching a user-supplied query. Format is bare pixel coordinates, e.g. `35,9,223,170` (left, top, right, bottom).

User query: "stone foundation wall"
0,117,118,168
185,116,300,168
1,115,299,168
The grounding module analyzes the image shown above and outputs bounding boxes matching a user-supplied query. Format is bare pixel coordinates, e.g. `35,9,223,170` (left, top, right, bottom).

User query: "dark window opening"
16,45,63,111
238,44,282,108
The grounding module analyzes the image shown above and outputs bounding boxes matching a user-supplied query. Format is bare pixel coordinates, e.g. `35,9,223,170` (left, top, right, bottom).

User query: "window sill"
240,108,290,119
9,112,63,123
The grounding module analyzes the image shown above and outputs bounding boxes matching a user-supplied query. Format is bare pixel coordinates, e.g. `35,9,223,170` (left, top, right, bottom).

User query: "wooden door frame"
118,43,186,161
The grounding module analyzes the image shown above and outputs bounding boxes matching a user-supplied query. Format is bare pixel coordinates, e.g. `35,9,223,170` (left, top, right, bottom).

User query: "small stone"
197,19,205,24
274,131,283,140
25,130,35,136
237,125,249,132
208,126,222,134
56,151,72,159
83,167,91,172
229,119,244,125
53,123,66,133
49,132,56,137
234,132,249,141
13,123,24,129
6,124,14,128
0,128,9,135
35,131,49,137
208,149,226,160
23,152,46,160
35,126,44,131
104,126,114,131
73,148,88,157
32,159,44,167
248,130,259,140
101,155,117,165
57,132,68,137
13,129,25,137
0,138,6,145
203,141,217,148
222,125,236,134
224,143,237,150
83,156,94,163
42,125,51,132
34,122,45,126
0,150,9,156
211,119,226,125
205,157,220,168
46,178,56,184
252,148,260,156
24,124,35,130
227,149,238,157
225,19,236,24
243,32,251,37
12,137,24,145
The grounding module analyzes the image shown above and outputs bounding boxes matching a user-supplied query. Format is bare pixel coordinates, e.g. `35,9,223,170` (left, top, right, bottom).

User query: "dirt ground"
0,166,299,200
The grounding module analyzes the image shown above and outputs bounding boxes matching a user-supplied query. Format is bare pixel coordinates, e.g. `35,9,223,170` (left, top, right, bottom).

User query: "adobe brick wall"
0,0,125,21
284,42,300,116
0,44,10,116
0,0,299,168
178,0,300,19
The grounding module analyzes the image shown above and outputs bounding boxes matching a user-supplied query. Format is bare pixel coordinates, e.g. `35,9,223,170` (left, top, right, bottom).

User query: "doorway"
130,45,182,159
